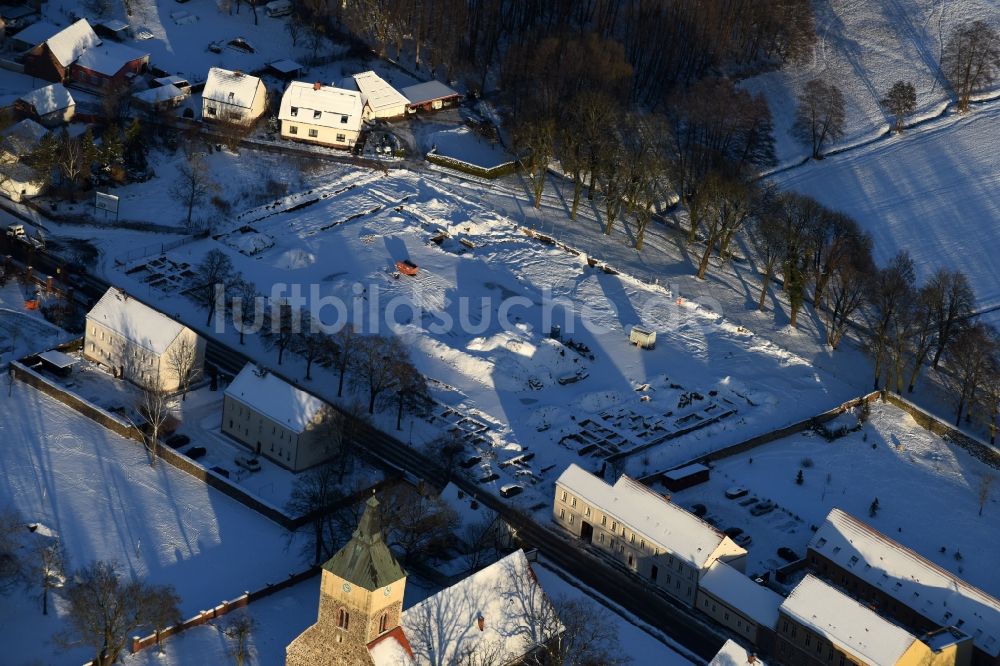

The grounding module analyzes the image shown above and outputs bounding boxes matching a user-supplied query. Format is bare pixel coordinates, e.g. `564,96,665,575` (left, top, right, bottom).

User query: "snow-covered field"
105,167,859,513
773,103,1000,327
0,382,307,665
671,401,1000,596
744,0,1000,163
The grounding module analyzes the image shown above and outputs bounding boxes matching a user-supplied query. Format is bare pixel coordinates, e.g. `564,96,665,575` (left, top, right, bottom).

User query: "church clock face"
383,585,392,597
342,582,352,593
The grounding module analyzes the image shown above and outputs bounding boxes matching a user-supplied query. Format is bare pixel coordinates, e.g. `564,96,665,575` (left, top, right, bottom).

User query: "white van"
266,0,293,17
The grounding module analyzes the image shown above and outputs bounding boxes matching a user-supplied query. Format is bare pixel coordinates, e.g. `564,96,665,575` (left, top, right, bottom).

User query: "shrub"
800,458,814,468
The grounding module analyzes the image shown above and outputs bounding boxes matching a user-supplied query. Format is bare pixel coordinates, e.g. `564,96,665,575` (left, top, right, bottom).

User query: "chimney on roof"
748,654,758,665
313,81,322,91
477,614,485,632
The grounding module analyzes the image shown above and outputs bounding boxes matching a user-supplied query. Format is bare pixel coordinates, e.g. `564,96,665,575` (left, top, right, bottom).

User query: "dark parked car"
211,466,230,478
778,547,801,562
459,456,482,469
500,484,523,498
725,486,749,499
691,503,708,517
479,472,500,483
724,527,744,538
185,446,207,460
750,500,775,516
166,434,190,449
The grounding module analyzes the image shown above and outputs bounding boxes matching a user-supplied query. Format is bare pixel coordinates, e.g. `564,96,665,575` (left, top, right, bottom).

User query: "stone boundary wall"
882,392,1000,470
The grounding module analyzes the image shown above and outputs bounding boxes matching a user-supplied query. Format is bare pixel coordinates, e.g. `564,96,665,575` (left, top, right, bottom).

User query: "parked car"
778,547,801,562
750,500,775,516
735,534,753,547
166,434,190,449
500,484,523,498
185,446,207,460
234,455,261,472
211,466,230,479
723,527,744,538
459,456,482,469
725,486,749,499
739,497,759,507
691,503,708,517
479,472,500,483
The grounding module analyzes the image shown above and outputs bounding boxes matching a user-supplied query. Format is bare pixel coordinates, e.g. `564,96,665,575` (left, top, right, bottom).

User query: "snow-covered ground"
0,380,309,665
671,401,1000,596
743,0,1000,164
100,166,859,514
772,103,1000,328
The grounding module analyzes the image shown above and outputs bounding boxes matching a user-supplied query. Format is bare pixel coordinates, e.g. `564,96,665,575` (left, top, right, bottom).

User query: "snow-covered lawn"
772,104,1000,327
743,0,1000,163
0,382,307,665
103,167,858,513
671,401,1000,596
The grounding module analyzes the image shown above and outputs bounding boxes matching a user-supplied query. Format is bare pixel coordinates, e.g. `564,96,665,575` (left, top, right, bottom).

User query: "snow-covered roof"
203,67,263,110
278,81,363,128
154,75,190,89
2,118,48,154
352,71,409,116
269,58,302,74
781,574,920,665
86,287,187,355
368,627,414,664
556,464,742,568
133,84,186,105
381,549,560,666
98,18,130,32
19,83,74,116
38,349,77,369
401,80,459,105
10,21,61,47
699,561,782,628
709,639,764,666
810,508,1000,656
663,462,709,481
46,19,101,68
225,363,327,433
73,41,147,76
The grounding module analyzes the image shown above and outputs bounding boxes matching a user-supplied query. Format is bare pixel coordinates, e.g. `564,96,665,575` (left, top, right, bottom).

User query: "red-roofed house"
23,18,100,82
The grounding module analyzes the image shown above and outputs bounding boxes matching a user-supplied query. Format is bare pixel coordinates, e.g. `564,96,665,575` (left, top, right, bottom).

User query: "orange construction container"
395,260,418,276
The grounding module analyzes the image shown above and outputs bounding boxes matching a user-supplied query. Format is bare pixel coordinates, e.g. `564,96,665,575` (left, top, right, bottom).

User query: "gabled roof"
154,75,190,89
46,18,101,67
1,118,48,154
278,81,363,128
225,363,327,433
700,561,782,628
710,639,764,666
390,550,561,666
203,67,263,110
133,84,186,105
781,574,920,665
73,41,148,76
809,508,1000,656
352,71,409,115
556,463,743,568
401,80,459,105
19,83,75,116
10,21,61,47
368,626,414,664
323,495,406,592
86,287,186,355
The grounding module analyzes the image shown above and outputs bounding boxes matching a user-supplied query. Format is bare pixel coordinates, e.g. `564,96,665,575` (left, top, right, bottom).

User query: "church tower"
286,495,408,666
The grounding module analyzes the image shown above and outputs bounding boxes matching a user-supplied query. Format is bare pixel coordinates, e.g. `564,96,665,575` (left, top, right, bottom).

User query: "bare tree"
881,81,917,132
262,299,297,365
377,484,459,565
223,611,257,666
190,249,235,326
393,353,429,431
231,277,262,345
286,462,344,565
904,284,938,393
750,208,787,311
943,322,998,426
942,21,1000,112
979,473,995,517
293,312,330,380
928,269,976,368
864,252,915,390
31,538,65,616
331,323,358,398
165,337,200,400
0,507,25,594
823,238,874,349
169,152,217,229
58,561,181,666
352,335,402,414
520,594,630,666
792,79,846,159
691,171,757,280
512,116,557,209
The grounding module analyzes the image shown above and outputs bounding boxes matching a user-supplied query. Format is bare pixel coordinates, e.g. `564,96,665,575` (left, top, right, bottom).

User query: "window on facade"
290,106,298,117
627,555,633,568
560,508,565,520
289,125,298,135
336,133,346,142
602,516,607,526
585,507,590,517
725,612,729,621
805,636,811,647
308,129,318,138
379,613,388,634
599,533,605,544
313,110,321,119
561,491,567,502
336,609,350,630
571,498,576,507
640,539,645,550
569,515,574,525
207,107,216,116
630,533,635,544
651,565,658,581
340,114,348,123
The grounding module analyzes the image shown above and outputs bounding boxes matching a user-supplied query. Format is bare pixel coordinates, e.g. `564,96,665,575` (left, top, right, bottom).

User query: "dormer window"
340,114,349,123
290,106,298,117
314,110,322,119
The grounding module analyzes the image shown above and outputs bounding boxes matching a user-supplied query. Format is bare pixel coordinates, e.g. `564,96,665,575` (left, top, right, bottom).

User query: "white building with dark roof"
85,287,204,391
278,81,363,148
553,463,746,607
401,80,461,112
808,507,999,663
698,560,782,647
201,67,267,124
0,119,48,202
352,70,409,119
222,363,336,471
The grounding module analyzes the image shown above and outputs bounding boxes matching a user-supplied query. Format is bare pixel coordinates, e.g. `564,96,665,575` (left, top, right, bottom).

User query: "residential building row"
553,464,1000,666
